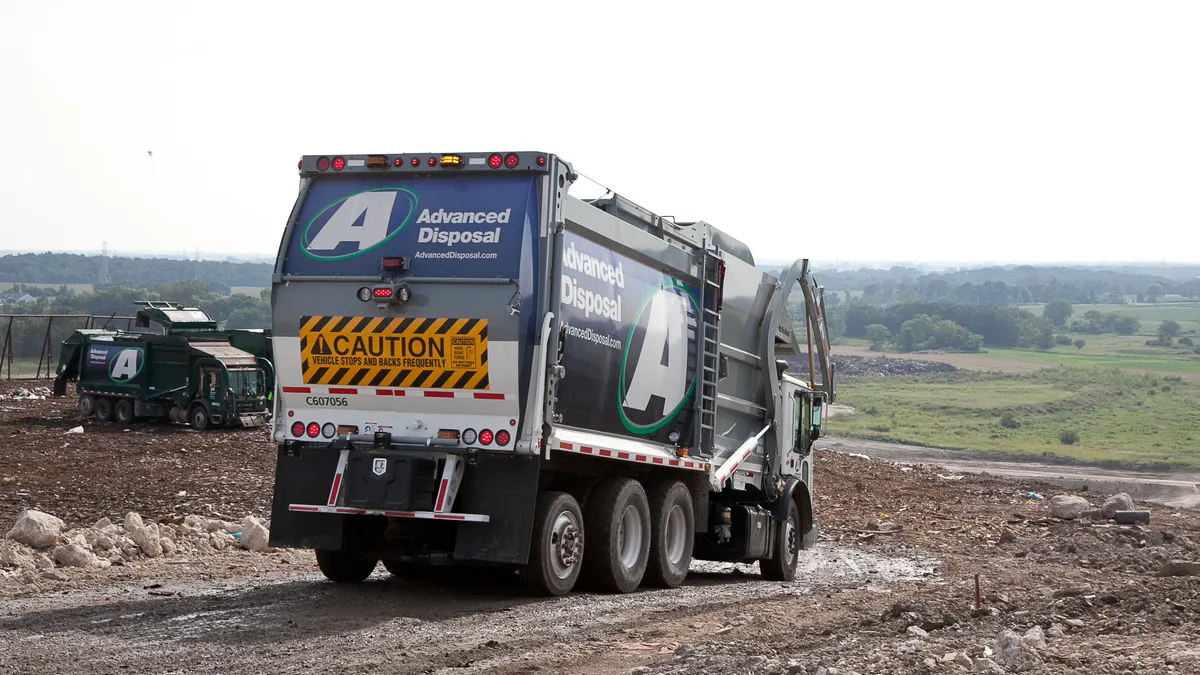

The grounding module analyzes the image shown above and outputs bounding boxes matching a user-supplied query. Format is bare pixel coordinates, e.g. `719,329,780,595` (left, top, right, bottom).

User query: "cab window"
793,392,812,453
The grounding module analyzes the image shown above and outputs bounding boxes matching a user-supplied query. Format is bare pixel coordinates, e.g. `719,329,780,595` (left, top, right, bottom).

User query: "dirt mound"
784,354,958,378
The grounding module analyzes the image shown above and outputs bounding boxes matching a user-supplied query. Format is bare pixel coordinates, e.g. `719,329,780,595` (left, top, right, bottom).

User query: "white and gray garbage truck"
267,151,836,596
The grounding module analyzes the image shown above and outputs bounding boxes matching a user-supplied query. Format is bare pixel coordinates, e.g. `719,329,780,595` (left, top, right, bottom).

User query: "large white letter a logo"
307,191,398,252
623,291,688,414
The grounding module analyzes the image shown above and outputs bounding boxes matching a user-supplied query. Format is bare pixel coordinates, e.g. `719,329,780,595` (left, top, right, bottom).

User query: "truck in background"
53,301,275,430
267,151,834,595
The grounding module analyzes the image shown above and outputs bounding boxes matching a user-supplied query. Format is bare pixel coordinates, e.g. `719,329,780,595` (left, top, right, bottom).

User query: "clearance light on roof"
331,157,345,171
366,155,388,168
393,157,403,167
536,156,546,166
411,157,420,167
504,153,519,168
440,154,463,167
488,153,503,169
427,157,437,167
316,156,330,171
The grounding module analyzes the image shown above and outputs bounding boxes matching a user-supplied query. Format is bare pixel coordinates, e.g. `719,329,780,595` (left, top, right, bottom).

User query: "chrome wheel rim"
618,504,644,568
550,510,580,580
664,504,687,565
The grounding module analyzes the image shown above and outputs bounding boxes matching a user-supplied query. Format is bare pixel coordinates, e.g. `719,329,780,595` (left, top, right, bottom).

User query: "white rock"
906,625,929,639
240,517,270,552
1022,625,1047,650
161,537,176,556
6,509,66,549
131,524,163,558
1046,623,1066,638
210,531,236,551
93,517,114,531
124,512,145,533
1166,651,1200,665
53,543,98,568
0,540,37,569
954,652,973,668
973,658,1000,672
1101,493,1135,519
183,515,207,529
121,544,141,559
206,519,227,533
1048,495,1090,520
995,629,1043,672
223,521,243,535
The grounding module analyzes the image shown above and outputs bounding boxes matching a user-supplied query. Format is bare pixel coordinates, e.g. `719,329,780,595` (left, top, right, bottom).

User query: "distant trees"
1043,298,1074,327
1159,320,1182,338
865,324,891,350
844,301,1044,349
1073,338,1086,350
1069,310,1141,336
0,252,270,288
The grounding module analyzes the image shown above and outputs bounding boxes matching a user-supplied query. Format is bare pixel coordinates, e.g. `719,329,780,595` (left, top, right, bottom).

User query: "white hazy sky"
2,1,1198,265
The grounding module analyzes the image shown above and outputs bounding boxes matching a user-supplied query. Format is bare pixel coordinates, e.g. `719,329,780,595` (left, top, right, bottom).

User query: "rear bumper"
268,442,540,564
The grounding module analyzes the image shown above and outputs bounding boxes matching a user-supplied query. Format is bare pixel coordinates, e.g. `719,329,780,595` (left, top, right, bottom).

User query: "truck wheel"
520,491,584,596
644,480,694,588
77,395,94,417
315,548,378,583
114,399,134,425
761,498,801,582
582,478,651,593
189,405,209,431
94,397,113,423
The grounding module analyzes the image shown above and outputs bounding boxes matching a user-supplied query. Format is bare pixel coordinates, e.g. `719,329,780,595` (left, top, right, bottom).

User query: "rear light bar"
304,153,549,174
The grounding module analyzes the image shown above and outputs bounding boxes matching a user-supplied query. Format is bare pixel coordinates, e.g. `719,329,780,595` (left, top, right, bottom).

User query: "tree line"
1,281,270,365
0,252,271,289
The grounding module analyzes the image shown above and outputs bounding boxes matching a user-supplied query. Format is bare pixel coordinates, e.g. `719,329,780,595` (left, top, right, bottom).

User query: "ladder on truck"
692,243,724,457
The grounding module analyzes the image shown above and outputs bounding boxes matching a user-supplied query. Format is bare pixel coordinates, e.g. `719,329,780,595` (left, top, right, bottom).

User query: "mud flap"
802,517,819,550
452,452,540,565
268,446,344,550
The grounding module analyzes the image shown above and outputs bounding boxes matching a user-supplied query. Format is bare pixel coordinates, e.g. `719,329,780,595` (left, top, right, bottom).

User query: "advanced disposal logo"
303,188,418,261
618,280,699,435
107,347,144,382
302,188,513,261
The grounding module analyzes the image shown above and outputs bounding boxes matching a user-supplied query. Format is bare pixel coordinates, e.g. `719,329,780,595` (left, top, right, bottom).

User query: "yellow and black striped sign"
299,316,489,389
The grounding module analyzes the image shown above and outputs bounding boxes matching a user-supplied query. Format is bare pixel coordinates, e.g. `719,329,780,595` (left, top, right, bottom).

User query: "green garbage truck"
53,301,275,430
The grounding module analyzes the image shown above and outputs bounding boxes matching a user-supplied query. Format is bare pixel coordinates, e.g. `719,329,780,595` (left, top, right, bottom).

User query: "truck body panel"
267,152,835,593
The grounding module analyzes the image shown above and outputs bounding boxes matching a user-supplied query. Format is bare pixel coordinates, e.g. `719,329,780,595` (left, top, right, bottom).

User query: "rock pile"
1047,491,1147,523
1,508,272,581
784,355,957,379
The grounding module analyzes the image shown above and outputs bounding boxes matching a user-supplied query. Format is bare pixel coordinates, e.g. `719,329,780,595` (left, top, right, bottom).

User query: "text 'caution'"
299,316,489,389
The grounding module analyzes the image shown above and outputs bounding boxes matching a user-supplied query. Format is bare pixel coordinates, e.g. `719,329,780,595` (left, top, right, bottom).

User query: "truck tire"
77,395,94,417
114,399,134,425
582,478,651,593
520,491,584,596
761,497,801,582
644,480,694,588
94,397,113,423
315,548,378,583
189,405,209,431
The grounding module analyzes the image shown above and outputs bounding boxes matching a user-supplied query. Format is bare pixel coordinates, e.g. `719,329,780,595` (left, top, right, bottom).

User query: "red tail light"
393,157,403,166
488,153,503,169
427,157,436,167
306,422,321,438
373,287,393,298
479,429,493,445
316,157,330,171
331,157,345,171
411,157,419,167
504,153,519,168
291,421,305,437
495,430,510,446
536,156,546,166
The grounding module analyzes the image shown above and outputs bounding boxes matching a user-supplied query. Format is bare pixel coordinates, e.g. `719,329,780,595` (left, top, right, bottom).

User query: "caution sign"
299,316,489,389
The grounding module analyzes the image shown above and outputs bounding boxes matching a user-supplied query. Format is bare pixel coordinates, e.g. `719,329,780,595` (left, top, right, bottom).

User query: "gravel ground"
2,379,1199,674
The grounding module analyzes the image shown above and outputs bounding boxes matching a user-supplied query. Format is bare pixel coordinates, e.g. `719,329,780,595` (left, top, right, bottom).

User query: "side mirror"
810,424,821,441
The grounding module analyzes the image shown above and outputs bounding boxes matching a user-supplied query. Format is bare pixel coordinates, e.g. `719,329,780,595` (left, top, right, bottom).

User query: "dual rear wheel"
521,477,694,596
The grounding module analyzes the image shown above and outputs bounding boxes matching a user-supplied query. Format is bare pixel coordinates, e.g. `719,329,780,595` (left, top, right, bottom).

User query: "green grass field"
829,367,1200,469
1022,302,1200,334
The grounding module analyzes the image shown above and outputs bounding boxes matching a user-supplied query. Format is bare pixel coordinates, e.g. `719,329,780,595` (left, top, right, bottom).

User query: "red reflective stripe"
335,507,362,514
652,457,664,464
386,511,417,518
376,389,393,396
424,391,454,398
291,506,319,512
669,460,680,467
473,392,505,400
599,449,612,457
636,455,647,462
282,386,310,393
435,479,449,511
329,388,357,395
434,514,466,521
617,452,629,460
580,446,594,454
327,474,342,506
560,442,574,450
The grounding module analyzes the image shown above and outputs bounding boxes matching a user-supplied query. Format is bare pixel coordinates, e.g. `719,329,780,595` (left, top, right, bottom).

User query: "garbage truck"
267,151,835,596
54,301,275,430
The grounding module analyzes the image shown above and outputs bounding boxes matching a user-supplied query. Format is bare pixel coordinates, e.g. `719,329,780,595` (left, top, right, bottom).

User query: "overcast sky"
1,1,1197,265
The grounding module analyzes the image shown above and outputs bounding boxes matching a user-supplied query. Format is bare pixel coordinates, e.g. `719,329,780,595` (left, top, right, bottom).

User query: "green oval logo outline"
617,279,700,435
301,187,418,262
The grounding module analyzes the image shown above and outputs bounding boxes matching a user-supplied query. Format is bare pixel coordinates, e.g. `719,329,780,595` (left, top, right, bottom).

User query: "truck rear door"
272,153,552,452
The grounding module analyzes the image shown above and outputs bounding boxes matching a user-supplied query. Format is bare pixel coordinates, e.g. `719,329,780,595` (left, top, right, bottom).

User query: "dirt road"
4,381,1200,674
